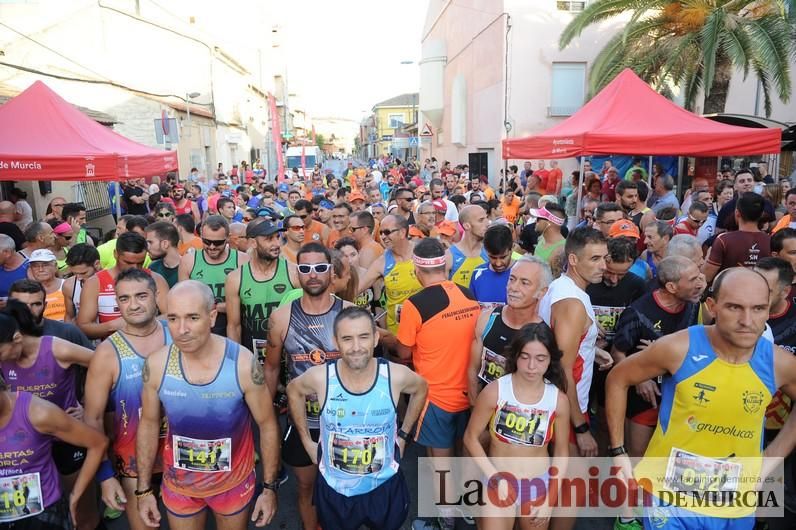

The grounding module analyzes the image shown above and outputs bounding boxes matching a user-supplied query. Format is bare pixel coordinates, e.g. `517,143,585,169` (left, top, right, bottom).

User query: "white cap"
29,249,57,263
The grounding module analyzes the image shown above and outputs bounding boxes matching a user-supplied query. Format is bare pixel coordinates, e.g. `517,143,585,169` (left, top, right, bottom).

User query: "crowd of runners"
1,157,796,530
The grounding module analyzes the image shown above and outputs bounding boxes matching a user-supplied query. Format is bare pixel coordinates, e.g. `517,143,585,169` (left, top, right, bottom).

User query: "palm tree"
559,0,795,116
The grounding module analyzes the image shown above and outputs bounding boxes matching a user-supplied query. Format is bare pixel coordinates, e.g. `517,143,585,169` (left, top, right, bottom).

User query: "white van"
285,146,323,178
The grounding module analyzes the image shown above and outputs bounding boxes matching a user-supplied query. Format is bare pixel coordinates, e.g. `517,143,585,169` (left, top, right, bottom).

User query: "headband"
413,254,446,268
54,222,72,235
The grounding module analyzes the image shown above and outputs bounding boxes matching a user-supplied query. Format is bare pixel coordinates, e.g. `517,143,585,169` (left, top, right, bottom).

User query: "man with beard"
265,243,353,530
616,180,644,227
62,244,100,321
393,187,416,224
179,215,250,337
79,233,169,340
468,256,552,400
611,255,703,458
448,205,489,288
226,220,298,363
171,184,200,223
430,178,458,222
83,269,173,530
8,279,92,348
469,224,515,307
145,221,181,288
286,307,427,530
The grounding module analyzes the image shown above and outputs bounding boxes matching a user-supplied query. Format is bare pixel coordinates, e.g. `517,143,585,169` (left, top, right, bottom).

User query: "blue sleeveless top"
319,358,399,496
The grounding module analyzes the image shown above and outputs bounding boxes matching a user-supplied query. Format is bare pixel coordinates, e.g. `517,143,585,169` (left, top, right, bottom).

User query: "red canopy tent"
0,80,178,181
502,69,781,160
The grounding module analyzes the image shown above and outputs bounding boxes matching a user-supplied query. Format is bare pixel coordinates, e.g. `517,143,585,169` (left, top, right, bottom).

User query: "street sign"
409,136,419,147
154,118,179,145
420,123,433,136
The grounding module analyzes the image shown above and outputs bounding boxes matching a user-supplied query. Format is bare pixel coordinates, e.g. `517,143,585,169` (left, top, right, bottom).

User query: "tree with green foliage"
315,133,326,149
560,0,795,116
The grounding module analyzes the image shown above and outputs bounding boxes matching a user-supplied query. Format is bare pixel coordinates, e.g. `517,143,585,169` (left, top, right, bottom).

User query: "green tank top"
190,248,239,336
239,258,294,362
76,228,88,244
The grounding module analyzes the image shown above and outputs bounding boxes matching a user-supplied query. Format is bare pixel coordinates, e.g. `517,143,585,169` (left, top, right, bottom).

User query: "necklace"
122,322,160,337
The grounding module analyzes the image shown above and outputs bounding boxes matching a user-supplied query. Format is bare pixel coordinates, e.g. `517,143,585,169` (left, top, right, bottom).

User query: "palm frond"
701,8,727,96
721,25,753,78
560,0,668,49
744,15,793,100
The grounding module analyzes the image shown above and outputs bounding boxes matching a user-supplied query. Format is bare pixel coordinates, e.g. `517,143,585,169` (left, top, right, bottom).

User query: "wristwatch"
397,428,412,442
573,422,590,434
262,480,280,493
608,445,627,457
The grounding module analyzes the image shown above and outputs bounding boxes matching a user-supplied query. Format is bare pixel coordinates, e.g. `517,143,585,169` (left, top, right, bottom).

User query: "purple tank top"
0,336,78,411
0,392,61,519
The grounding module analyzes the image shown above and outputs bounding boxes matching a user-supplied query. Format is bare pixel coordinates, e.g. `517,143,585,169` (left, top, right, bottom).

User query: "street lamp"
186,92,201,134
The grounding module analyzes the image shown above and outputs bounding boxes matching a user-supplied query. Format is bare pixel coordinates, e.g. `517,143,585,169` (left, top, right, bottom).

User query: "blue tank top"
319,358,399,496
157,339,255,497
108,322,172,477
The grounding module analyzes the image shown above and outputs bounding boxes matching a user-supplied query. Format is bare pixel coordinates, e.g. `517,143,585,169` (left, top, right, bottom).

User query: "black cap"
246,220,284,238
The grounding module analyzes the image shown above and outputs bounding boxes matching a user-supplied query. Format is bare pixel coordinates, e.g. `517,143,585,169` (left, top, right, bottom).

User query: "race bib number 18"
173,435,232,473
0,472,43,523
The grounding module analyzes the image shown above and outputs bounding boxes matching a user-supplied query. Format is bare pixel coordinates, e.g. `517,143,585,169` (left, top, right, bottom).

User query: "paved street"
107,439,612,530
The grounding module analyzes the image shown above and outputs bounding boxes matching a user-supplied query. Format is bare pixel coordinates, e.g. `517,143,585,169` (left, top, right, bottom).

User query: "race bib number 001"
478,348,507,384
493,403,548,446
0,472,43,523
663,447,742,493
173,435,232,473
330,433,386,475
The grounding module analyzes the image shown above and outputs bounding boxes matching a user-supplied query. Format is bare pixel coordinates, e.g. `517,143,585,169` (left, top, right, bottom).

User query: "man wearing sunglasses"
179,215,250,337
358,215,422,334
281,215,306,264
674,201,709,237
226,220,299,363
294,199,330,247
265,242,353,530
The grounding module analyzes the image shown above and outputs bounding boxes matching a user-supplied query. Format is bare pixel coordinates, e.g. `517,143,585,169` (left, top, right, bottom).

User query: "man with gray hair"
648,174,680,214
611,255,702,459
468,255,553,401
0,233,28,305
20,221,56,259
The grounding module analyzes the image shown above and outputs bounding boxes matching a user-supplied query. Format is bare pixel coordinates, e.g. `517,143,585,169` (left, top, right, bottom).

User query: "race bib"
306,394,321,426
329,433,386,475
478,347,507,385
663,447,742,493
493,403,549,446
593,305,623,340
0,472,43,522
252,338,267,365
173,435,231,473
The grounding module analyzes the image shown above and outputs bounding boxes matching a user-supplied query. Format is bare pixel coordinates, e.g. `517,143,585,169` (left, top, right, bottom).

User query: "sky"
278,0,428,121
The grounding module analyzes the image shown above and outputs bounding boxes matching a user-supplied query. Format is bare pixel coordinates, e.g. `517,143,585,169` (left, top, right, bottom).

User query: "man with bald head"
448,204,489,288
137,280,281,530
358,214,422,334
607,267,796,529
20,221,56,259
0,200,24,250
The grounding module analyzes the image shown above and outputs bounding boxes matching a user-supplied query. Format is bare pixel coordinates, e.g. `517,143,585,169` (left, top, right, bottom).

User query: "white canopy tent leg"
575,157,586,223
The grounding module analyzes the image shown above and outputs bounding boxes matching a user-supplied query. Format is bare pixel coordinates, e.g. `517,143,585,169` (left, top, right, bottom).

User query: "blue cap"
319,199,335,210
277,183,290,192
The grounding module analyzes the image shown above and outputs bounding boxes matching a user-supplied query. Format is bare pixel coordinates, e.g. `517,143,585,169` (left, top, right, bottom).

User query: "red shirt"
601,178,618,202
673,222,697,236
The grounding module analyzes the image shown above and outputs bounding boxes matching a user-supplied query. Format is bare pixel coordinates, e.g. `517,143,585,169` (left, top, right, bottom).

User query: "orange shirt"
304,220,328,246
502,196,521,224
327,228,348,248
178,237,204,256
397,280,480,412
546,168,563,195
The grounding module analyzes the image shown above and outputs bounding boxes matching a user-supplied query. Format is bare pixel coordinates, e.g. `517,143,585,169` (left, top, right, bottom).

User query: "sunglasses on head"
297,263,331,275
202,238,227,247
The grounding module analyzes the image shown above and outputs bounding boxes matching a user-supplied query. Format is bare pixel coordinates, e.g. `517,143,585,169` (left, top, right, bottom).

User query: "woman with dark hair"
463,322,570,529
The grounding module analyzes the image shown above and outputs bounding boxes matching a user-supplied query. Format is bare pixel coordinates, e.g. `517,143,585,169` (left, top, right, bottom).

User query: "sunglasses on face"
157,212,173,218
380,228,401,238
297,263,331,275
202,238,227,247
288,225,305,232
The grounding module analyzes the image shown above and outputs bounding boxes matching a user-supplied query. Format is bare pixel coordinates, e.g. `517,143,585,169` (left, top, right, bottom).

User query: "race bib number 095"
173,435,232,473
478,347,507,385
